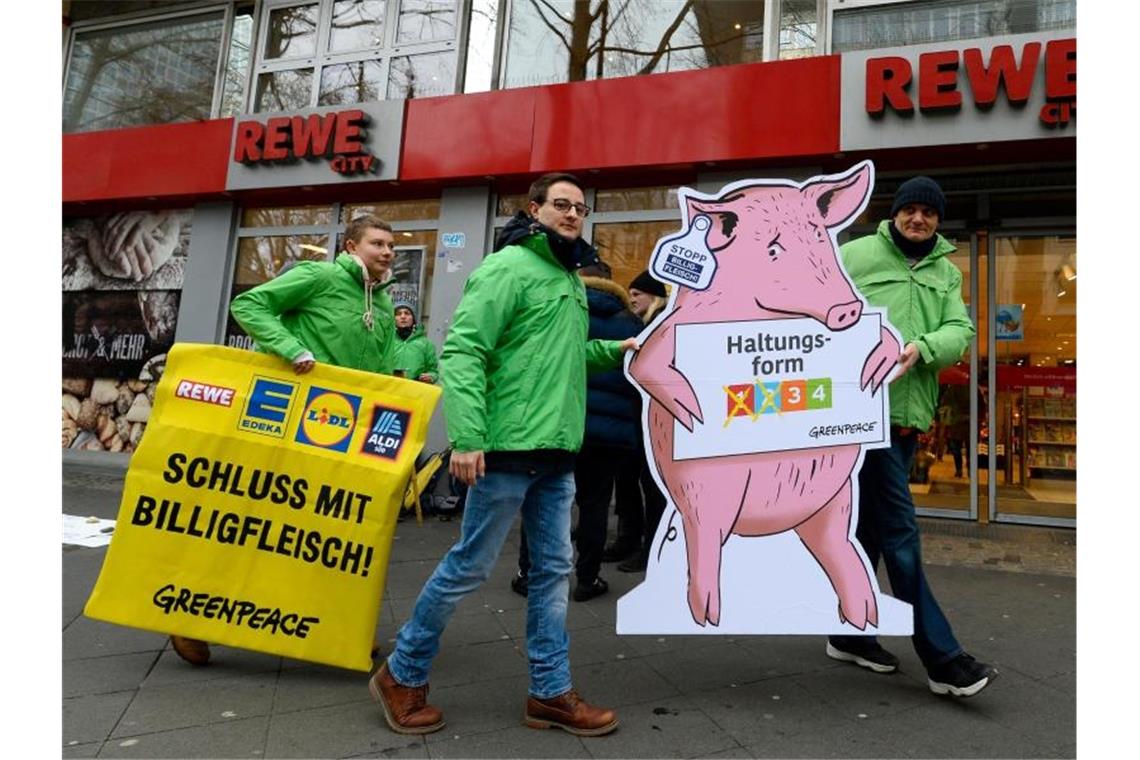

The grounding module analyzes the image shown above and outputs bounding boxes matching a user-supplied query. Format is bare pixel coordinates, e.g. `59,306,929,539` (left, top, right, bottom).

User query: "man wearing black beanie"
825,176,998,698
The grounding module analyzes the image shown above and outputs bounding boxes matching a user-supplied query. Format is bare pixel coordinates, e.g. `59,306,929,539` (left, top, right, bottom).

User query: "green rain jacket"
393,324,439,382
230,253,396,374
840,221,976,432
441,233,625,453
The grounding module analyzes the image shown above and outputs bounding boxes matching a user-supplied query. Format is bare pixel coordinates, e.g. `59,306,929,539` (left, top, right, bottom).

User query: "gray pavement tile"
790,665,932,717
743,718,913,759
64,549,110,625
641,639,778,693
273,662,373,714
951,667,1075,750
1038,670,1075,696
64,651,160,698
63,740,103,758
579,695,743,759
416,672,534,737
692,677,839,747
427,725,591,759
700,746,756,759
63,691,134,746
93,715,268,758
734,635,863,680
265,701,426,759
63,617,168,662
143,645,282,686
883,699,1063,759
111,673,278,738
568,620,643,667
570,657,682,708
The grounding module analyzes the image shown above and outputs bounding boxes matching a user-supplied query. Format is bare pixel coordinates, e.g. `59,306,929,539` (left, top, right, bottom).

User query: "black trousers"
518,443,637,583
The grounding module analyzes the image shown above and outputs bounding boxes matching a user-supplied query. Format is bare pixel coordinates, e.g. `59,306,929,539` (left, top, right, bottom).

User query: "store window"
252,0,460,112
225,200,441,350
63,208,194,452
831,0,1076,53
989,234,1076,522
63,3,255,133
501,0,765,89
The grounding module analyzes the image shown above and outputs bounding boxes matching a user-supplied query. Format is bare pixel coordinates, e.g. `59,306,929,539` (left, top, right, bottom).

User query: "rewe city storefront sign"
840,30,1076,151
225,101,402,190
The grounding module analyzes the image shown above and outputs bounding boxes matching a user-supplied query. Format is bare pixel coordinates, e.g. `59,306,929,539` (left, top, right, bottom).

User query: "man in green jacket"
370,173,636,737
229,214,397,375
826,177,997,698
166,214,397,667
392,302,438,383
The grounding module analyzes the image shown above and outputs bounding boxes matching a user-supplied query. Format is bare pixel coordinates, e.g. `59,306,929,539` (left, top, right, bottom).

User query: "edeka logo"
238,377,298,438
294,386,361,453
360,404,411,460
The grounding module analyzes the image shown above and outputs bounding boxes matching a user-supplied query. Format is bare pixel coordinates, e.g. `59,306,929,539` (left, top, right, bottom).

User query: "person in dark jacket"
511,260,644,601
605,269,670,572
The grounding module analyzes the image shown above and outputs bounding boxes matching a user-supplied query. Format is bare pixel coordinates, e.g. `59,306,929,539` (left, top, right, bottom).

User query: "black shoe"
510,570,528,597
826,638,899,674
927,653,998,697
573,577,609,602
602,539,639,563
617,554,647,573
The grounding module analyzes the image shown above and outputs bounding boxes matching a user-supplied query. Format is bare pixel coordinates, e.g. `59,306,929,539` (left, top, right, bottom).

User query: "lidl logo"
360,404,412,460
238,377,298,438
294,386,361,452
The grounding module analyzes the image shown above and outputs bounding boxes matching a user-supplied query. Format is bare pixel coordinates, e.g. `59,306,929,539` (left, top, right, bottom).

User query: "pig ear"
803,162,873,229
686,197,738,252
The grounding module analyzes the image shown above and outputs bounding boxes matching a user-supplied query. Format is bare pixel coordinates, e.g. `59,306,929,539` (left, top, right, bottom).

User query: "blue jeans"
387,467,575,699
831,430,963,670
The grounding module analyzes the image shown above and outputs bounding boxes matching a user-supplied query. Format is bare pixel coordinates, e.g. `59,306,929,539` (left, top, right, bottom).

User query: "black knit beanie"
629,270,666,298
890,176,946,220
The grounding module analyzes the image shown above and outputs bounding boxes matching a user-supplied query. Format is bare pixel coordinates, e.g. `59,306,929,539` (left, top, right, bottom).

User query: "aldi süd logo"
238,377,298,438
294,386,361,453
360,405,411,460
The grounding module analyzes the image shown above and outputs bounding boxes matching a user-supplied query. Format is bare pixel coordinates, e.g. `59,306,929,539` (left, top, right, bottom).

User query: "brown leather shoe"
368,660,445,735
169,635,210,666
525,689,618,736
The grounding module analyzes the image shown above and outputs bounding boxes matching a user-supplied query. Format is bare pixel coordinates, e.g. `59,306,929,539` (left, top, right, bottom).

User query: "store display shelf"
1029,465,1077,471
1026,416,1077,422
1027,440,1076,446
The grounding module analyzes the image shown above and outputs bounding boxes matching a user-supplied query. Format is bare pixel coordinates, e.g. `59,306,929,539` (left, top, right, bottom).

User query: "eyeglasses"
547,198,591,218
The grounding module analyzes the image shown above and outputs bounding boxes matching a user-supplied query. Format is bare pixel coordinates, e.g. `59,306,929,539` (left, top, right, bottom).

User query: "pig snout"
825,300,862,331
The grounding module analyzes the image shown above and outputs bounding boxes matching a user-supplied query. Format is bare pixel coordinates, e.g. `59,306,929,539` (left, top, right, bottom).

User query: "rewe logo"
361,405,412,460
175,379,235,407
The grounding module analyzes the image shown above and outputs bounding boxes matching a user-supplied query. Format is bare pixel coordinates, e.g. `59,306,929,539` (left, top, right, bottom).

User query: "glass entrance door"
987,232,1077,525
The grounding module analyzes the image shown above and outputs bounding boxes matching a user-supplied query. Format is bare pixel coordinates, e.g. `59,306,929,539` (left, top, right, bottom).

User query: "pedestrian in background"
607,269,669,573
392,302,438,383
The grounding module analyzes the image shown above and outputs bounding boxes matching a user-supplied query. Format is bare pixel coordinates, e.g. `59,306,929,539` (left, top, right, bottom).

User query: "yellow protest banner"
84,344,441,672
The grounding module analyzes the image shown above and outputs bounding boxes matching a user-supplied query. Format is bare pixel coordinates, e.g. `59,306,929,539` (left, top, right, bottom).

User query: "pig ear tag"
650,214,718,292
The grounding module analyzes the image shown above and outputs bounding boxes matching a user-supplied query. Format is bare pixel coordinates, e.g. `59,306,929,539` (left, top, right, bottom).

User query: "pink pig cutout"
627,161,902,629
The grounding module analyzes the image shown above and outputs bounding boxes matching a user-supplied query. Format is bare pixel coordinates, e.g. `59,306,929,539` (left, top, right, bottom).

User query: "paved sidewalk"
63,466,1075,759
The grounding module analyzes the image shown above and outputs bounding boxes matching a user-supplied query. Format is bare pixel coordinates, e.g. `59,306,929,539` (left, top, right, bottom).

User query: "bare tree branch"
527,0,570,50
637,0,694,74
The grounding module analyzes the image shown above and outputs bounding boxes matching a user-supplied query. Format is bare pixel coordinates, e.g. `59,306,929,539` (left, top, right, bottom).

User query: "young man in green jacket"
826,177,998,698
370,173,637,736
392,302,438,383
166,214,397,667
